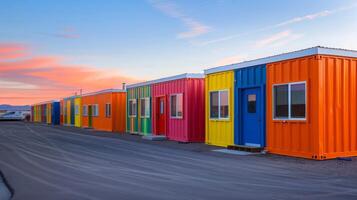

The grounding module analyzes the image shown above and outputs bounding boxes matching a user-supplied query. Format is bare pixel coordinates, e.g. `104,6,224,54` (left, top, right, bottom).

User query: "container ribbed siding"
267,55,357,160
32,102,60,125
319,55,357,159
234,65,266,147
126,86,152,135
51,102,60,125
46,103,52,124
152,78,205,142
63,96,77,126
82,92,126,132
75,97,82,127
205,71,235,147
60,100,64,125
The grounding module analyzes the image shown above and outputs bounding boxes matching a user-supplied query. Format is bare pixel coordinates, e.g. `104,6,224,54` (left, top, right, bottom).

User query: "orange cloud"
0,43,140,105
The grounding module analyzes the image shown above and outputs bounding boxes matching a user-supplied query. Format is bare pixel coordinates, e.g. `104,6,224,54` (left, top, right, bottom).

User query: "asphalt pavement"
0,121,357,200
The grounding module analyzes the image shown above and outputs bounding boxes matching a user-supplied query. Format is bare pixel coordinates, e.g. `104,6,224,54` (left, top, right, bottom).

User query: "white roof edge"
32,99,60,106
204,46,357,75
81,88,126,97
126,73,204,89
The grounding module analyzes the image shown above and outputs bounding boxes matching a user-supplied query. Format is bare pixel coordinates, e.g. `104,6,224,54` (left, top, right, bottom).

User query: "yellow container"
66,100,71,125
47,103,52,124
75,97,82,127
205,70,235,147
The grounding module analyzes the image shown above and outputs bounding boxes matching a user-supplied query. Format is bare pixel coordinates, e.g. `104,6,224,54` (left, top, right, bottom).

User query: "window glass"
170,94,183,118
248,94,256,113
140,99,146,117
274,85,288,118
210,92,219,118
140,98,149,118
291,83,306,118
83,105,87,116
220,91,229,118
129,99,137,117
177,94,183,117
171,95,177,117
105,104,111,117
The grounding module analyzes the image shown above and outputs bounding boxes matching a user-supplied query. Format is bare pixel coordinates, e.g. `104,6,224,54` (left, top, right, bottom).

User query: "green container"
126,85,152,135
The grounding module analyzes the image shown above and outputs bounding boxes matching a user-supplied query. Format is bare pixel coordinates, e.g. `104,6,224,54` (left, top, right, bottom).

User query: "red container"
152,74,205,142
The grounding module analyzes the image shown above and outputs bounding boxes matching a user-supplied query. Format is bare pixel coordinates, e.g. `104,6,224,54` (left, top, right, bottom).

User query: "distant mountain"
0,104,31,111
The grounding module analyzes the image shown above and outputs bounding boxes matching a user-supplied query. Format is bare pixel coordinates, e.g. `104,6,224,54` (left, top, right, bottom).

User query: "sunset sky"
1,0,357,105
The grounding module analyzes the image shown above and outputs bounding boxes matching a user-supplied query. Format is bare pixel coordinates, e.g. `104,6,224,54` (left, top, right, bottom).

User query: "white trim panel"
126,73,204,89
204,46,357,75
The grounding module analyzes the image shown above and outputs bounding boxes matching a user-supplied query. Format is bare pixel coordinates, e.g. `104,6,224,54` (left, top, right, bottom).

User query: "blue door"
242,88,261,147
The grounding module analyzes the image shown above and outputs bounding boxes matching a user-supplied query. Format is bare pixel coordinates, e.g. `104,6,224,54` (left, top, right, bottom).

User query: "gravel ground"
0,121,357,200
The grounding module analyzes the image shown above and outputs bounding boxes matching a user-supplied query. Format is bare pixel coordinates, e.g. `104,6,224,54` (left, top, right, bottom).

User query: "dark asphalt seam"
0,169,14,199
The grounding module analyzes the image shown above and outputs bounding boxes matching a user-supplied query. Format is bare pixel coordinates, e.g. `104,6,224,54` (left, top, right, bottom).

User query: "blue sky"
1,0,357,81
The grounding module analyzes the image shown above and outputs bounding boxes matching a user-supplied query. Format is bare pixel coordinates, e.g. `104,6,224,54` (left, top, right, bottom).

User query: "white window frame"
129,99,137,117
170,93,183,119
92,104,99,117
82,105,88,116
140,98,150,118
105,103,111,118
273,81,307,121
209,89,230,120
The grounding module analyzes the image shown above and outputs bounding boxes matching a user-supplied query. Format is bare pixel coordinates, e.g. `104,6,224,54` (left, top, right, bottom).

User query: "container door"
88,105,93,128
70,99,75,125
242,88,261,147
156,97,166,135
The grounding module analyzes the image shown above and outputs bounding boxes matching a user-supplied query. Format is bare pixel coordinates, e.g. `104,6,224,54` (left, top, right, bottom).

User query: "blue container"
52,102,60,125
234,64,266,147
70,98,75,125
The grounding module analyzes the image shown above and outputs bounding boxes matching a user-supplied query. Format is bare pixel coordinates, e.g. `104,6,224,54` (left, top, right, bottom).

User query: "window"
140,98,150,118
248,94,256,113
273,82,306,120
210,90,229,119
129,99,137,117
105,103,111,118
170,94,183,118
83,105,88,116
92,104,99,117
75,105,79,115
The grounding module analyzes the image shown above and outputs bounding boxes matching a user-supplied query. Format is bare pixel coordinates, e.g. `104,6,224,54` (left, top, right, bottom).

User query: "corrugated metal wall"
52,102,60,125
205,71,235,147
82,92,126,132
75,97,82,127
234,65,266,147
152,78,205,142
112,92,127,133
319,55,357,159
266,56,320,159
126,86,152,135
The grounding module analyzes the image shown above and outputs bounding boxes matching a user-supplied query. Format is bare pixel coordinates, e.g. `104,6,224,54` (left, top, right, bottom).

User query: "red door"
156,97,166,135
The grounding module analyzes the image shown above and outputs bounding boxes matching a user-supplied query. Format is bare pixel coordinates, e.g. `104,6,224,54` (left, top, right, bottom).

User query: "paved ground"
0,121,357,200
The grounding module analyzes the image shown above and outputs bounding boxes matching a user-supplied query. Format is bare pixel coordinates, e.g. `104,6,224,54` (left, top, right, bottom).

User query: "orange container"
267,54,357,160
81,89,126,133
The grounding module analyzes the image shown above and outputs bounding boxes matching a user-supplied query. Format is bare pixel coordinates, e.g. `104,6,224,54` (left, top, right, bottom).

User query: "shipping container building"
74,96,82,127
60,100,64,125
63,96,77,126
31,100,60,125
126,83,153,135
81,89,126,132
205,46,357,160
150,73,205,142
